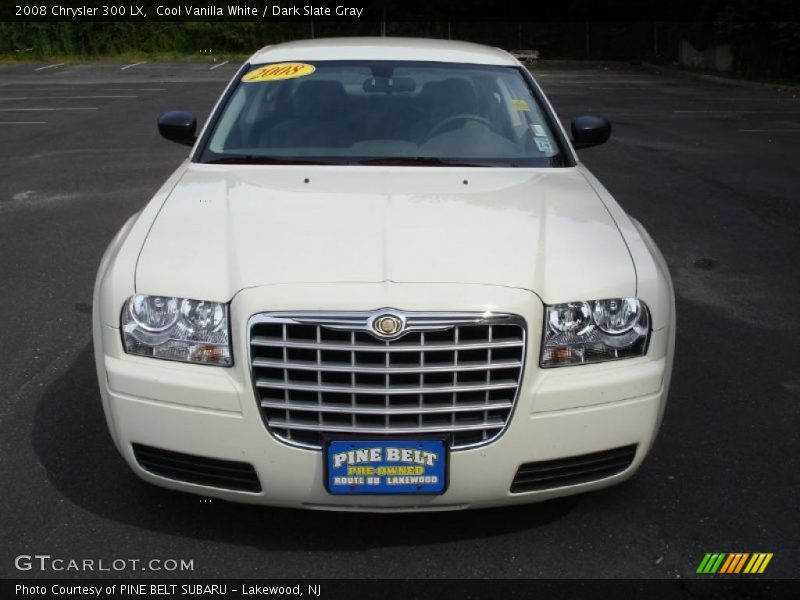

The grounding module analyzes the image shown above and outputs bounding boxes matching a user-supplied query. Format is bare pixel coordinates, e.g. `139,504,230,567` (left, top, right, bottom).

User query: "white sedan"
93,37,675,511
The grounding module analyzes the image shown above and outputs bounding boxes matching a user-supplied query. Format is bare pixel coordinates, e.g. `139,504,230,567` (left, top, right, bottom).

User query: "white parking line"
121,61,147,71
0,107,98,111
0,95,136,101
67,95,136,99
105,88,166,91
34,63,65,71
739,129,800,132
209,60,230,70
674,110,800,114
721,97,800,101
0,121,46,125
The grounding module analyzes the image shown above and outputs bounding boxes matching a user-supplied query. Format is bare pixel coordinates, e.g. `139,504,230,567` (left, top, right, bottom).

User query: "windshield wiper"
357,157,491,167
204,156,342,165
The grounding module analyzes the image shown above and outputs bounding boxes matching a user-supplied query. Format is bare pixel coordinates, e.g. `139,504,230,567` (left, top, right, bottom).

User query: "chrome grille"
248,311,526,450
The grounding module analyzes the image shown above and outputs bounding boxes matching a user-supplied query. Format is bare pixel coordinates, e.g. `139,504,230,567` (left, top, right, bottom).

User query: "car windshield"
202,60,568,167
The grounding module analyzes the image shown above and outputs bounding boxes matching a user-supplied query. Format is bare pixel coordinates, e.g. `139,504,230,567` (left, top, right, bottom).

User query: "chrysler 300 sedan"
93,37,675,511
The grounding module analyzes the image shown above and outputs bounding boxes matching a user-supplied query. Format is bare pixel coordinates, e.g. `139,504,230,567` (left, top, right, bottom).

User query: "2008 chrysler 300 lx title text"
92,37,675,511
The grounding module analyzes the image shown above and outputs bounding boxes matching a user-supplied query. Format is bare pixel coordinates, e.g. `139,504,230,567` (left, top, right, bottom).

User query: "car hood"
135,164,635,303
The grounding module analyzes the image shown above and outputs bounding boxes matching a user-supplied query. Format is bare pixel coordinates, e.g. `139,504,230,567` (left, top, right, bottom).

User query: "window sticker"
241,63,316,82
535,137,553,153
511,98,530,112
532,123,547,137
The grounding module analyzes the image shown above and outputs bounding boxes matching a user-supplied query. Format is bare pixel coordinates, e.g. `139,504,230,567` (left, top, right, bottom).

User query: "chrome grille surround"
248,310,527,451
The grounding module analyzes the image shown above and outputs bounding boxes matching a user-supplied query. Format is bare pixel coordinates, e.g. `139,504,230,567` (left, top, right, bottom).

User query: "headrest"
418,78,478,115
293,80,347,118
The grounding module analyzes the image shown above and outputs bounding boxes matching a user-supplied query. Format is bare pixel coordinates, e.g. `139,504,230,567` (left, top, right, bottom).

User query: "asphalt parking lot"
1,59,798,579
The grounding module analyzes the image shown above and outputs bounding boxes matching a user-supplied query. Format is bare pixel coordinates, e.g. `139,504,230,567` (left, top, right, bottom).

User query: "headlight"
541,298,649,367
122,295,231,366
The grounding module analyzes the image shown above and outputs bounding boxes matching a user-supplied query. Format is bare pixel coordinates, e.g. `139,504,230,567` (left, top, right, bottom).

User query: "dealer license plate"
325,439,447,495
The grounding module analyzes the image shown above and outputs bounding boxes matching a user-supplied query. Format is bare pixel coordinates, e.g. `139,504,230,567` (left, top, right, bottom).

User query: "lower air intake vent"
511,445,637,493
132,443,261,493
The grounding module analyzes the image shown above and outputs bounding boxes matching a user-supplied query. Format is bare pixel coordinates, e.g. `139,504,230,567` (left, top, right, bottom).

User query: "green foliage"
0,22,313,58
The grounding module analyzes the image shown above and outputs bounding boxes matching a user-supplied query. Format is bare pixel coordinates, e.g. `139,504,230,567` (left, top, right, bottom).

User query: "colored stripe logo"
696,553,773,574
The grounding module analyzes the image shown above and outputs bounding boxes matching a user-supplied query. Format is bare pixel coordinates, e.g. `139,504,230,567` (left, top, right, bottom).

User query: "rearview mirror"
571,115,611,149
158,111,197,146
363,76,416,93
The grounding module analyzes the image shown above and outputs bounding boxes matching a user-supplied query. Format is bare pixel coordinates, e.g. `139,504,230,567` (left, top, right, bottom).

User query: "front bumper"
95,283,673,511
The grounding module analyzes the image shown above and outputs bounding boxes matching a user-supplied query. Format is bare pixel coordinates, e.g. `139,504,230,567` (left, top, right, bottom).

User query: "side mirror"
158,111,197,146
571,115,611,149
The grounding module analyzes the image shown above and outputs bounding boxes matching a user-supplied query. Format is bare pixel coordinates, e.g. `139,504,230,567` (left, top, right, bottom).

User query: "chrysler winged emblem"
371,313,405,338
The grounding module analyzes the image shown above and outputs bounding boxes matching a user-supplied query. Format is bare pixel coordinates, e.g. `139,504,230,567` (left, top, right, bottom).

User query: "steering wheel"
425,114,498,141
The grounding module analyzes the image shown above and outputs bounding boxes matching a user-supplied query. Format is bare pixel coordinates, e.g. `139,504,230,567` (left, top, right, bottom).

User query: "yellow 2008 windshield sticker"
511,98,530,111
242,63,316,82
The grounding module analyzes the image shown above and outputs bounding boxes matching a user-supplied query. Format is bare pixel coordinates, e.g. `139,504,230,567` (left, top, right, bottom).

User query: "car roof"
249,37,520,67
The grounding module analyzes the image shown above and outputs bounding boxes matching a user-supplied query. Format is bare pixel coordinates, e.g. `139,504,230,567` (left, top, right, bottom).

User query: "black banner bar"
2,0,800,23
4,579,800,600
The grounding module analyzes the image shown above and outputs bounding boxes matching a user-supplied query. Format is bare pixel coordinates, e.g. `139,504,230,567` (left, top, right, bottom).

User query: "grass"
647,62,800,92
